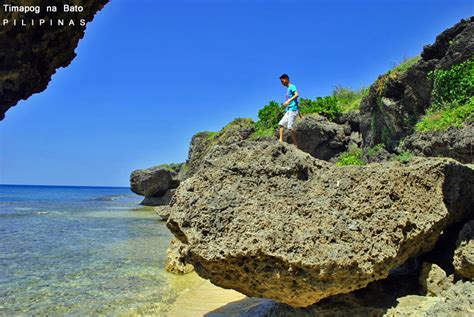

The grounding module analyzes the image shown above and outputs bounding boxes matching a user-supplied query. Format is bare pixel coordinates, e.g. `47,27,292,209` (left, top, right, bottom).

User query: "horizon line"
0,183,130,189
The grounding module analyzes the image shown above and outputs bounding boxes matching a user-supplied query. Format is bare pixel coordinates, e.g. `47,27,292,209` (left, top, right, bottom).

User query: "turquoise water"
0,184,185,316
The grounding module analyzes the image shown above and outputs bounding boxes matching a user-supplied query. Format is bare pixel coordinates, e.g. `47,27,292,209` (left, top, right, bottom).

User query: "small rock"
454,220,474,280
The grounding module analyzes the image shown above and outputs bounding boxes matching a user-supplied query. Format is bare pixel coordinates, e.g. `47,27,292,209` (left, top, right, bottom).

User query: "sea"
0,184,201,316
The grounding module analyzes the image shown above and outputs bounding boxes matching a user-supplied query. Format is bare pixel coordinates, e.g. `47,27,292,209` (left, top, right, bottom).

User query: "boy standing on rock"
279,74,302,147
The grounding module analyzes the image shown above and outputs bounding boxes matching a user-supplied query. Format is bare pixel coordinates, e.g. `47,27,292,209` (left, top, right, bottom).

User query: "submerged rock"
167,140,474,307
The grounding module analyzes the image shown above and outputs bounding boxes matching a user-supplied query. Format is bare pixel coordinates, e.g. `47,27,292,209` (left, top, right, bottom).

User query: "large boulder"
167,140,474,307
359,17,474,151
399,123,474,164
0,0,109,120
130,163,186,206
130,166,173,197
454,220,474,280
279,114,357,161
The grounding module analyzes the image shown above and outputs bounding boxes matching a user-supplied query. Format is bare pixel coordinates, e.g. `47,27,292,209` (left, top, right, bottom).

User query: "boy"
278,74,301,147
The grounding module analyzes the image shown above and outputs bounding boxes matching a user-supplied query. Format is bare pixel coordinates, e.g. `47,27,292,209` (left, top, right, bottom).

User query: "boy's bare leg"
279,126,284,143
290,129,298,148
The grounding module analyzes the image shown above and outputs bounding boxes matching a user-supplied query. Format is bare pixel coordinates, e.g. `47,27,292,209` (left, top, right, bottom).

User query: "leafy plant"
415,58,474,132
255,101,285,131
393,151,413,163
336,148,365,166
429,58,474,110
299,96,342,120
415,98,474,132
367,143,385,157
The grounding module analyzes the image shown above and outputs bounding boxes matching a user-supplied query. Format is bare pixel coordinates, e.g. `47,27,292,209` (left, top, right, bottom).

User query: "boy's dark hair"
279,74,289,80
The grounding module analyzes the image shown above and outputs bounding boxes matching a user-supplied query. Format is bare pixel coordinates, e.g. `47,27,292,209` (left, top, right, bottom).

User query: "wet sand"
166,272,246,317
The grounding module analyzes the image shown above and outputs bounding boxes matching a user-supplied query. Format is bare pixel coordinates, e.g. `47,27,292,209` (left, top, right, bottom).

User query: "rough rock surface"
454,220,474,280
208,270,420,317
385,281,474,316
155,206,171,221
399,123,474,164
165,237,194,274
419,262,453,296
140,189,175,206
130,163,185,206
130,167,173,197
167,140,474,307
0,0,109,120
279,114,358,161
187,118,255,177
360,17,474,150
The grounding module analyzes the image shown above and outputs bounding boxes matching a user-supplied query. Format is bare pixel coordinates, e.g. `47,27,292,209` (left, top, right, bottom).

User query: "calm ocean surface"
0,184,194,316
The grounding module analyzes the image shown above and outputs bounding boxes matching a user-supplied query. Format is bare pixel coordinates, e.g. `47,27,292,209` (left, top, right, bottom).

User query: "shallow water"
0,184,194,315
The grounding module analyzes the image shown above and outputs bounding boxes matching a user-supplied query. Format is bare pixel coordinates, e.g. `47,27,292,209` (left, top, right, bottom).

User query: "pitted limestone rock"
167,140,474,307
454,220,474,280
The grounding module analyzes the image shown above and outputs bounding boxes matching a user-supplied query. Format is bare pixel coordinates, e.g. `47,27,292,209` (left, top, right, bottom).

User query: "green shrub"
393,151,413,163
299,96,342,120
390,56,421,74
415,98,474,132
415,58,474,132
430,58,474,110
336,148,365,166
367,143,385,157
255,101,285,131
332,86,368,113
375,56,421,94
249,127,275,139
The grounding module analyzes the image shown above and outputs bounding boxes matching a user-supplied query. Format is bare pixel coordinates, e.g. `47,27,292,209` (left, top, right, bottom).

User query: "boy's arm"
283,89,299,106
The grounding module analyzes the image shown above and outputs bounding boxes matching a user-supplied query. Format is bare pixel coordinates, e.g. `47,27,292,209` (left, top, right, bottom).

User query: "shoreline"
166,272,246,316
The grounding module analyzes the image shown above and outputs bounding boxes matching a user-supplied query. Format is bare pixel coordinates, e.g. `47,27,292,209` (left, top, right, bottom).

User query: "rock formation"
454,220,474,280
167,140,474,307
0,0,109,120
165,237,194,275
187,118,255,177
385,281,474,316
359,17,474,151
399,123,474,164
278,113,361,162
130,163,185,206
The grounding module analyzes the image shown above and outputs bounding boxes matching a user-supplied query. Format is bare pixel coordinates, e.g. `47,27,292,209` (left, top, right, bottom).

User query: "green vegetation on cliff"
332,86,369,113
336,147,365,166
253,86,367,138
299,96,341,120
253,101,284,138
416,58,474,132
374,56,421,93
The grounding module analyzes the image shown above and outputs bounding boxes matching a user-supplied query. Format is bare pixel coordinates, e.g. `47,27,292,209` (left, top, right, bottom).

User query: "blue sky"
1,0,473,187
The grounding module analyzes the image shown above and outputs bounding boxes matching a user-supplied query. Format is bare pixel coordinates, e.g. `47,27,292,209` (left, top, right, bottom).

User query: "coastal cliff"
160,17,474,314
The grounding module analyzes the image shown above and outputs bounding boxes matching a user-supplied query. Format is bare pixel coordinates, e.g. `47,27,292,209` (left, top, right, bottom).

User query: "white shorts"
278,110,299,129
